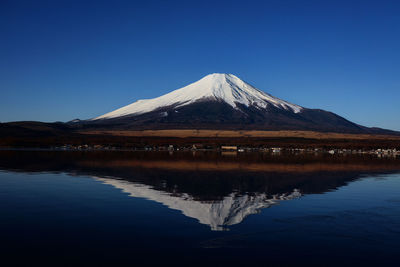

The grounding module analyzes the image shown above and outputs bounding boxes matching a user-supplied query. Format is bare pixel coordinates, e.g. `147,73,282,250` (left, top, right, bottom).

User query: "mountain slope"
87,73,394,134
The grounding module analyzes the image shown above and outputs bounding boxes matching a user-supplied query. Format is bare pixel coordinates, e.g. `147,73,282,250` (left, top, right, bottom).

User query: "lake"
0,150,399,266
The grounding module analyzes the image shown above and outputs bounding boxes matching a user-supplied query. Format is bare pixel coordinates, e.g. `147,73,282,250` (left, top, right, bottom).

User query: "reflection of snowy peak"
95,177,301,231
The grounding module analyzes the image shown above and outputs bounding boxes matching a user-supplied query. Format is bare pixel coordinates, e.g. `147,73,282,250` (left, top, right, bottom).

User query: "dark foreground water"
0,151,399,266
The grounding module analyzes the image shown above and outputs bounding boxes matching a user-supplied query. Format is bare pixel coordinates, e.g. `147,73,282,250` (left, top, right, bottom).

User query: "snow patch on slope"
94,73,303,120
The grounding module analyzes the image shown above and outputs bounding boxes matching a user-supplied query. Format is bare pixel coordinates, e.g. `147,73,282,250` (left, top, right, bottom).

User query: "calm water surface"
0,151,399,266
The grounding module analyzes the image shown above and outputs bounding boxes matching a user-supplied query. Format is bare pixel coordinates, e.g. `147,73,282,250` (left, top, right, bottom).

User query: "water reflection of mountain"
1,150,400,230
96,177,301,230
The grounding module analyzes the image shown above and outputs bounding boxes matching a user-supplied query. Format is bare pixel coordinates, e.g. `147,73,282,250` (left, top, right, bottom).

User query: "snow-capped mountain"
87,73,393,134
94,73,302,120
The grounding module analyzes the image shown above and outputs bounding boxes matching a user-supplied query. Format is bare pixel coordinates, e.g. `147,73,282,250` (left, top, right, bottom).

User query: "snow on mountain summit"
94,73,303,120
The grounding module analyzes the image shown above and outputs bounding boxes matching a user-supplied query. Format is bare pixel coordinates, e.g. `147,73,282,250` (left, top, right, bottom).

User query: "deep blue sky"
1,0,399,130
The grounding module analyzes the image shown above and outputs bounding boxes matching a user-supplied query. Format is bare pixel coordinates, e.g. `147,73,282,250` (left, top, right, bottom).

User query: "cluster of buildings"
56,144,116,150
52,144,400,158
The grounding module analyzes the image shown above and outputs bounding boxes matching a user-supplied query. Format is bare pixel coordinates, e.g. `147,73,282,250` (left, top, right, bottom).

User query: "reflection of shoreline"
1,150,400,175
221,151,237,157
80,159,400,173
95,176,301,231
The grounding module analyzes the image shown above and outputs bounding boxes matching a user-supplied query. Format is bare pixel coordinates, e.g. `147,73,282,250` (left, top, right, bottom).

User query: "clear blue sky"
1,0,399,130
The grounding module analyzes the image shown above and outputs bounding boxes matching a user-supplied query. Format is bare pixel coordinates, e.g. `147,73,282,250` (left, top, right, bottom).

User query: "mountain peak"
94,74,303,120
203,73,237,80
200,73,245,87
